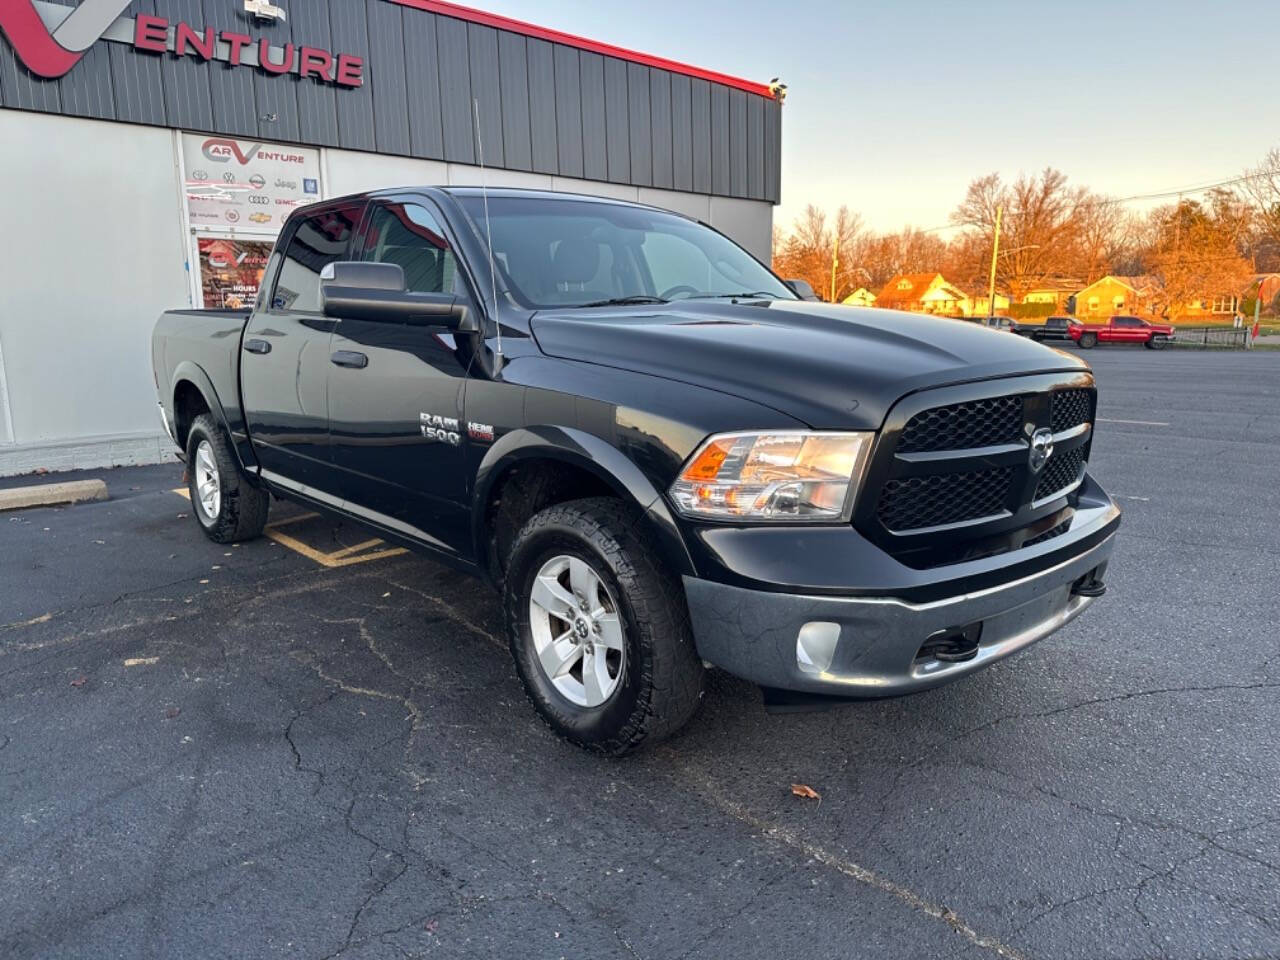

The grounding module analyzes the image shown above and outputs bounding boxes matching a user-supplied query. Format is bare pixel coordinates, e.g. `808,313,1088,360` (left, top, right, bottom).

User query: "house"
875,273,969,316
1021,278,1083,312
842,287,876,308
967,291,1012,317
1074,275,1162,319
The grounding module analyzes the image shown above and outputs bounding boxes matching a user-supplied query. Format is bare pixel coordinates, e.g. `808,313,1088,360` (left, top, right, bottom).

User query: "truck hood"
529,301,1087,429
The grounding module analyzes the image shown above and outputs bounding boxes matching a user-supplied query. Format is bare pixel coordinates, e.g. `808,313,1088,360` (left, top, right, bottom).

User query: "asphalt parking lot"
2,348,1279,960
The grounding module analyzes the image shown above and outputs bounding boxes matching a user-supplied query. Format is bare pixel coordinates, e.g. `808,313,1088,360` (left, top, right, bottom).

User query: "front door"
326,198,476,559
241,201,364,495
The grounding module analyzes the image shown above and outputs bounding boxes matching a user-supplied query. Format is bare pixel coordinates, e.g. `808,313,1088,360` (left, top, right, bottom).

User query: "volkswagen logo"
1028,428,1054,473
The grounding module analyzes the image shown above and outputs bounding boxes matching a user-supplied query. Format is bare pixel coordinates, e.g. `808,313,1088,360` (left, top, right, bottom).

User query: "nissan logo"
1028,428,1054,473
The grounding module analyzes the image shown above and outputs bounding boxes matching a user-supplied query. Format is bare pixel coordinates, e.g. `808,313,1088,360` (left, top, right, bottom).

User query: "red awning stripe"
387,0,775,99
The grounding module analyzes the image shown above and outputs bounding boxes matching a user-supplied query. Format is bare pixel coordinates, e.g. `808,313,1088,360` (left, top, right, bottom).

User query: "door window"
271,203,362,312
358,202,458,294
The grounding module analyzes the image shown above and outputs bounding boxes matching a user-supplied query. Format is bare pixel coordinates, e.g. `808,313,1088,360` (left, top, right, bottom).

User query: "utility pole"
830,232,840,303
986,205,1003,326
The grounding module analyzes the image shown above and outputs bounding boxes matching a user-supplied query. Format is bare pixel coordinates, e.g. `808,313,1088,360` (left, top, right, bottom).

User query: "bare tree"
1241,147,1280,252
951,168,1087,300
1147,199,1253,319
772,205,864,301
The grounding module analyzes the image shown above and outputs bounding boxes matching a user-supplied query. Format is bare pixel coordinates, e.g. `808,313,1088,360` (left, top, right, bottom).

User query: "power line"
896,170,1274,237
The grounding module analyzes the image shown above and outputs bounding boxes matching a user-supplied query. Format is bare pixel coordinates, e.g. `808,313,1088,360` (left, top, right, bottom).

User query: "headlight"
669,431,874,521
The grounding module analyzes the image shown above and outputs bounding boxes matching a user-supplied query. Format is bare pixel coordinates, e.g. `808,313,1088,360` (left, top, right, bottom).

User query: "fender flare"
169,361,254,472
472,426,696,580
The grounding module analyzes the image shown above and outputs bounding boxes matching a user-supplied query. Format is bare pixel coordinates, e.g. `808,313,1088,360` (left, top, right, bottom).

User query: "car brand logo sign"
248,212,272,223
1028,428,1054,473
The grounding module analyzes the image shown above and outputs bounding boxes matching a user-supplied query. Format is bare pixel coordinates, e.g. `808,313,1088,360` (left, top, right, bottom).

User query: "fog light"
796,621,840,675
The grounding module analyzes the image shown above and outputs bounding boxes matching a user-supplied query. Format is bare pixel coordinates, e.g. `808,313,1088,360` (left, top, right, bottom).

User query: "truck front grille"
1034,446,1085,501
897,395,1024,453
877,466,1015,532
856,374,1096,568
1050,389,1092,433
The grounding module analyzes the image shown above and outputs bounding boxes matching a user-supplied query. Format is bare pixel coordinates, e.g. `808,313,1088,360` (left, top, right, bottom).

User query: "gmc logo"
0,0,363,86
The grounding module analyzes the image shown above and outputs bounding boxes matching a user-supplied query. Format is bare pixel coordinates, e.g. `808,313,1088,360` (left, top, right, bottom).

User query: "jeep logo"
1028,428,1054,473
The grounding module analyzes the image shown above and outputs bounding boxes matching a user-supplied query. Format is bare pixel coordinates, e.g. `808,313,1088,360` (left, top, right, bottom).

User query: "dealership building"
0,0,783,474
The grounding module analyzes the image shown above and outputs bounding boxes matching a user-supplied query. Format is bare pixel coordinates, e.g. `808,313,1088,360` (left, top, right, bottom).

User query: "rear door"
326,196,477,559
241,200,364,494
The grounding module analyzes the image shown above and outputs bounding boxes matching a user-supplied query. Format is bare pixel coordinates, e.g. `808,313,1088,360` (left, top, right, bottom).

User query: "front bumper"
683,525,1115,698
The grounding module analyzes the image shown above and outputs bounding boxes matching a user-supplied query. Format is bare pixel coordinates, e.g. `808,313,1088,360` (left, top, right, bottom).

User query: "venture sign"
0,0,363,87
133,14,364,87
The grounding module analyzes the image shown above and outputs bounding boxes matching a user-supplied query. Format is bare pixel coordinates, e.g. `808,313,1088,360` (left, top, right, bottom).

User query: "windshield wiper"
574,295,669,307
682,291,781,301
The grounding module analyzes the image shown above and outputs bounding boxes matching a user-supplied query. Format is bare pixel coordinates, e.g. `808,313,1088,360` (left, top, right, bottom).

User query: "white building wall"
0,116,774,476
0,111,190,474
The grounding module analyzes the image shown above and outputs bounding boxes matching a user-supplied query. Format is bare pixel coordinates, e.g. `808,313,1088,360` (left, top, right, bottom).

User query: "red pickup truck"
1069,315,1175,349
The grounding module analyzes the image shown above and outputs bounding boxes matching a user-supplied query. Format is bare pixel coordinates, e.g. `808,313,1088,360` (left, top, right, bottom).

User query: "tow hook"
1072,570,1107,598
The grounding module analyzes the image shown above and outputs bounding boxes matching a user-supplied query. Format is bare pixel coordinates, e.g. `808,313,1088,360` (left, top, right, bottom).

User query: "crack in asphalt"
666,752,1031,960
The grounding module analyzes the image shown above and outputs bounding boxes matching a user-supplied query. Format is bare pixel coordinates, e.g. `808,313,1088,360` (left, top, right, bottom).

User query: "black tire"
1079,332,1098,349
504,497,704,755
1147,336,1168,350
185,413,269,544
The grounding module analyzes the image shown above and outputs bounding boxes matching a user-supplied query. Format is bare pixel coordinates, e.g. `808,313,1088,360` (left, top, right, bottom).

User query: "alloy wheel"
528,554,625,707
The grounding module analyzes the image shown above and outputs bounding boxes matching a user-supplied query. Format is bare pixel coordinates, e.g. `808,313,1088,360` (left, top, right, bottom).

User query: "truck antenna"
473,98,503,370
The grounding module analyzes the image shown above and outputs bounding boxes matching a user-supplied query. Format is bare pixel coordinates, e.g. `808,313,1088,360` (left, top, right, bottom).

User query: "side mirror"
785,278,821,301
320,261,478,333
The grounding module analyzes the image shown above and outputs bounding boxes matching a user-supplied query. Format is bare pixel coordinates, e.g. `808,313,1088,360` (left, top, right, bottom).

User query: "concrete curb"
0,479,109,512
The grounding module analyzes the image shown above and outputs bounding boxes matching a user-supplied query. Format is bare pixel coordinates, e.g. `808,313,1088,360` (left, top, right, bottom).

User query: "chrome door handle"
243,338,271,354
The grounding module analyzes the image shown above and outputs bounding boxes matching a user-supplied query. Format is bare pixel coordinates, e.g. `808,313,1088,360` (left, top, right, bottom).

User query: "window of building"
1211,295,1236,314
272,203,362,312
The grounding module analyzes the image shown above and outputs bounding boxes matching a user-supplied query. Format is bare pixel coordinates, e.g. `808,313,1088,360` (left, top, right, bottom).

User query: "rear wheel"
1079,332,1098,349
186,413,269,543
504,497,704,755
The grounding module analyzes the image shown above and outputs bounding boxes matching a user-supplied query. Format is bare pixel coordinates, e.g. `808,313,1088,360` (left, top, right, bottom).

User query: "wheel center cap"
573,618,590,639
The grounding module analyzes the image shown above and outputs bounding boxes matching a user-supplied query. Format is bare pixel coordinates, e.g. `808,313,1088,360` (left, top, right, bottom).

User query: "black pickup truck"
152,187,1119,754
1010,315,1075,342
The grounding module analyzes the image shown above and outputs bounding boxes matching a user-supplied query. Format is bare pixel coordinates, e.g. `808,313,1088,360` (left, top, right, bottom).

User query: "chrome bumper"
684,532,1115,697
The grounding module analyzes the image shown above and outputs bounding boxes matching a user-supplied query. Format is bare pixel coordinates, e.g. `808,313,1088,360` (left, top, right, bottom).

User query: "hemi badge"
467,422,495,443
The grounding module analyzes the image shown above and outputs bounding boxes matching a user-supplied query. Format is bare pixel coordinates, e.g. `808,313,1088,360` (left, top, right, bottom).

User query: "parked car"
152,187,1119,754
1011,316,1074,342
1069,315,1175,349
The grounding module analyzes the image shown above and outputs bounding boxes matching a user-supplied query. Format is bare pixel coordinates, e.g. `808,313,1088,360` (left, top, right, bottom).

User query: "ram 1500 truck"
152,187,1120,754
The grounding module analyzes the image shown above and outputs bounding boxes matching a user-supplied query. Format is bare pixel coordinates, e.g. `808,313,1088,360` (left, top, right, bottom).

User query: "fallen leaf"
123,657,159,667
164,706,181,719
382,592,391,598
791,783,821,801
424,920,439,934
70,675,88,688
177,514,187,520
199,579,209,585
92,539,105,545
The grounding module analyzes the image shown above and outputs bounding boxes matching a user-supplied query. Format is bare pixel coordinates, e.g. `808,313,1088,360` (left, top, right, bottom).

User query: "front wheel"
1078,332,1098,349
1146,336,1168,350
503,498,704,755
186,413,269,543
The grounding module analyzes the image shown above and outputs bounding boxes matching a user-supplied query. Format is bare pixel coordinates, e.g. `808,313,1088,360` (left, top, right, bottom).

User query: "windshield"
455,194,796,309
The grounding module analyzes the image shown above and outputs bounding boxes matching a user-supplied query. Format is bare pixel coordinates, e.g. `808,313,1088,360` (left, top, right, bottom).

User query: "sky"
467,0,1280,237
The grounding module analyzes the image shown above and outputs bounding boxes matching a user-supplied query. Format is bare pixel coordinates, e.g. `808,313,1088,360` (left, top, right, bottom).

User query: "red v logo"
0,0,133,78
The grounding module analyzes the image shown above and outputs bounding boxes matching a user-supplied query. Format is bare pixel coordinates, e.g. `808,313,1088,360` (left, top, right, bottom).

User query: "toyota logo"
1028,428,1054,473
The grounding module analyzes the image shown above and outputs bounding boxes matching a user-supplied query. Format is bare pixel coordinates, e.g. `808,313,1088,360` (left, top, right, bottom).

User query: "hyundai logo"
1028,428,1054,473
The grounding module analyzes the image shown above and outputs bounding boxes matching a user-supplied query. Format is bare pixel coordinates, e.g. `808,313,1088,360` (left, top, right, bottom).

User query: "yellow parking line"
170,489,406,568
326,538,385,559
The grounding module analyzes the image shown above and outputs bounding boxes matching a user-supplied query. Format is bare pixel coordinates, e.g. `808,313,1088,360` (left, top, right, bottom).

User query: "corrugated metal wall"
0,0,782,203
